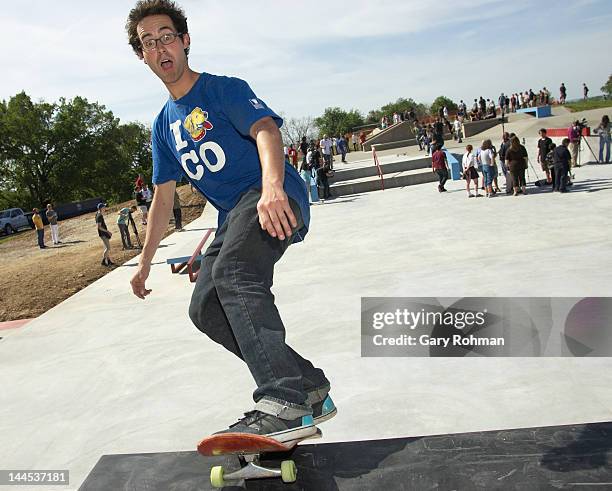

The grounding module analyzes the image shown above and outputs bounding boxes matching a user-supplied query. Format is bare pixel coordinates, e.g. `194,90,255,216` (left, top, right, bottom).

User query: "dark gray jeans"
189,189,329,418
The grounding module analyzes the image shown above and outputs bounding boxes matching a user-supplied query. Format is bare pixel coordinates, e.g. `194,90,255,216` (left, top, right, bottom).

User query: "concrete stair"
328,156,438,196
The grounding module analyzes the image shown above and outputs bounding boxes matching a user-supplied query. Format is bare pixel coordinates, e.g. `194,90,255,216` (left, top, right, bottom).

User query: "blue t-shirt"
151,72,309,241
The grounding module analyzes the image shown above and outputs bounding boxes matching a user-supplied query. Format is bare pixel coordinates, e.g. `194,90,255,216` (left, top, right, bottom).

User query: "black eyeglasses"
141,32,182,52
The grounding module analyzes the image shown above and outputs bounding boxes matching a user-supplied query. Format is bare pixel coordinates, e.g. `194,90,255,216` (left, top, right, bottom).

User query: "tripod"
522,138,541,183
577,133,599,165
128,213,142,249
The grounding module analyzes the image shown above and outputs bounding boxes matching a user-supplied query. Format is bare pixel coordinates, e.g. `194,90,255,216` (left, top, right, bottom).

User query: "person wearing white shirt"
320,135,333,169
480,140,496,197
453,118,462,143
462,144,481,198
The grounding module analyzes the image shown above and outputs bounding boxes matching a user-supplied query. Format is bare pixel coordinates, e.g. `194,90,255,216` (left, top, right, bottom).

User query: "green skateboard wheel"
281,460,297,483
210,466,225,488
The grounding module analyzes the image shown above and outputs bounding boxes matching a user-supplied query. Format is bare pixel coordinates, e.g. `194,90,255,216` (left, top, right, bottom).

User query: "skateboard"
197,429,322,488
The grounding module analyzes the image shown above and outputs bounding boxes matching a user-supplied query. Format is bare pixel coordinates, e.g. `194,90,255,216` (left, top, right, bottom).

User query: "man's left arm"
250,116,297,241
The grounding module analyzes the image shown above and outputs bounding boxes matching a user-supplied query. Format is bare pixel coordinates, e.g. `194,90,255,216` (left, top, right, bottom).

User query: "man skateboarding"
126,0,335,444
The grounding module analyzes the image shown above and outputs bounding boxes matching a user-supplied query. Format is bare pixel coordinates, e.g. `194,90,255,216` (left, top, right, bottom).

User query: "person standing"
96,203,114,266
431,144,449,192
552,138,572,193
317,161,333,199
134,186,148,224
142,184,153,210
433,118,444,146
595,115,610,163
173,189,183,231
462,144,480,198
32,208,46,249
117,206,134,249
299,136,309,168
351,132,358,152
359,131,367,151
126,0,333,440
479,140,496,198
337,135,347,163
537,129,554,183
301,146,314,202
453,118,462,143
320,135,333,169
568,121,582,168
583,83,589,100
559,83,567,104
288,144,298,170
46,203,61,245
505,136,528,196
499,132,512,194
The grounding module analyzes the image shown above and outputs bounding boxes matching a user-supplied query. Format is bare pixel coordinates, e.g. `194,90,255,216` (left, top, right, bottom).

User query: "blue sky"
3,0,611,125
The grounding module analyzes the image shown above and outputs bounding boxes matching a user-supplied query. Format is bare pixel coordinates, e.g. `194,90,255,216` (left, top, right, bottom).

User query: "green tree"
0,92,152,209
601,74,612,98
314,107,364,137
430,96,458,117
365,98,428,124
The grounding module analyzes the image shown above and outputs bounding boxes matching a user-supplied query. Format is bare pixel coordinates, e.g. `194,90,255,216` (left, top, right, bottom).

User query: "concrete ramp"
79,421,612,490
362,121,415,152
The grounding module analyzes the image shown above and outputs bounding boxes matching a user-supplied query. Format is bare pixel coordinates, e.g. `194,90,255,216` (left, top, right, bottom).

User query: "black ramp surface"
79,421,612,490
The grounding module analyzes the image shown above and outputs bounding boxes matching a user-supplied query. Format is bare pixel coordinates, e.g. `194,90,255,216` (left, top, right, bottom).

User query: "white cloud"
2,0,609,124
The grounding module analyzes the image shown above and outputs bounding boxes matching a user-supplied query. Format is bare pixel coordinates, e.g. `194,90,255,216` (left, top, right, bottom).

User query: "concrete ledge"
463,118,505,137
371,132,454,152
517,106,552,118
330,168,437,196
330,157,432,183
371,139,418,152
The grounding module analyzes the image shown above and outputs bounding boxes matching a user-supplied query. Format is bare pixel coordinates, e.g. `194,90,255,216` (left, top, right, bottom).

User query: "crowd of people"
285,133,367,202
94,174,185,267
30,89,610,258
434,113,611,199
29,172,188,269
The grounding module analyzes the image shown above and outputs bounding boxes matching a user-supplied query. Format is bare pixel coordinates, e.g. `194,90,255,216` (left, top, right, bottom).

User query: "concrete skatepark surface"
2,107,612,490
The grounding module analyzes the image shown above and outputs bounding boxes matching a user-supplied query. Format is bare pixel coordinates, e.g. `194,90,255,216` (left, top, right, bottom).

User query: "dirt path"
0,185,206,322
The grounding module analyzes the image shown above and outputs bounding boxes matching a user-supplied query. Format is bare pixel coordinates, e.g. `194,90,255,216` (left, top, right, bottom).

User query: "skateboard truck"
210,455,297,488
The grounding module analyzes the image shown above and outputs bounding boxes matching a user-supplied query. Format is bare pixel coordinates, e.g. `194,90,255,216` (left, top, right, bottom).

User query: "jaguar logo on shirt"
183,107,214,142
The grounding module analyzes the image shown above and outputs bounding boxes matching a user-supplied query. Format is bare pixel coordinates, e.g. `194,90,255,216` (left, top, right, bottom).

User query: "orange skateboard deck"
197,432,293,457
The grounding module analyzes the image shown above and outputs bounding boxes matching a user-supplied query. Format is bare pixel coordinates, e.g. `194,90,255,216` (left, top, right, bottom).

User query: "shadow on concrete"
120,261,166,268
79,421,612,490
50,240,86,247
315,197,361,206
540,422,612,473
565,177,612,193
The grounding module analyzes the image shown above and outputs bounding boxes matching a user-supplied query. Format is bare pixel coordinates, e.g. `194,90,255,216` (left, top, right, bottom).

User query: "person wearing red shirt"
359,131,366,151
288,144,298,170
431,144,449,192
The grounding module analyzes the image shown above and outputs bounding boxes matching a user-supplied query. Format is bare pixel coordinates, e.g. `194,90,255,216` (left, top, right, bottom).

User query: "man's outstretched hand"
257,184,297,241
131,263,152,299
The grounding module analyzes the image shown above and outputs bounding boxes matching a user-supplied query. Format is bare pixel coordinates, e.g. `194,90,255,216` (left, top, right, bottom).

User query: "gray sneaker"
215,410,317,444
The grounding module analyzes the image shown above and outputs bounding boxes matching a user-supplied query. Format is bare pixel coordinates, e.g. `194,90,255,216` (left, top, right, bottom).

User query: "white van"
0,208,34,235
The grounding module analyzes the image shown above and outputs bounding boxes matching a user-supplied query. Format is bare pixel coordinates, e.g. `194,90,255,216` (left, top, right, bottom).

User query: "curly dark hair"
126,0,189,57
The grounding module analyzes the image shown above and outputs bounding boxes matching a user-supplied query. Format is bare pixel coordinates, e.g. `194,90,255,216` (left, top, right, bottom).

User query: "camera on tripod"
575,118,589,132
